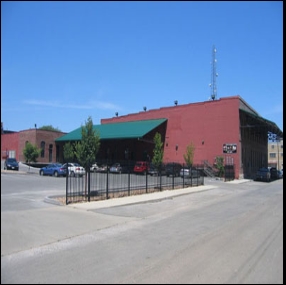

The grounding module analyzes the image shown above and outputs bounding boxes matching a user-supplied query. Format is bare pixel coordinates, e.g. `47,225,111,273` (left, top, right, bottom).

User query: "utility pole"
209,45,218,100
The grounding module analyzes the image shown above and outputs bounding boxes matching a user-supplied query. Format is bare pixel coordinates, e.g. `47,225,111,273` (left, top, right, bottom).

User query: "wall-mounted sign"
223,143,237,154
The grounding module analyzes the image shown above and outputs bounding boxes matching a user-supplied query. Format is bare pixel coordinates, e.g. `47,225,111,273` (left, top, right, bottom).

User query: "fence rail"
66,163,206,204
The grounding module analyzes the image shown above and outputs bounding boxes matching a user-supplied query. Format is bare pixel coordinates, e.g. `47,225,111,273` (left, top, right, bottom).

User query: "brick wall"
101,96,241,178
1,129,66,163
1,133,19,160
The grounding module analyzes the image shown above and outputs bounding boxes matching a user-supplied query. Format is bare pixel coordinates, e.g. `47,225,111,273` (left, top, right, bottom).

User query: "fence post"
106,167,109,199
182,163,185,188
128,169,130,196
190,165,193,186
88,165,90,202
65,161,69,205
160,170,162,191
145,169,148,193
172,162,174,189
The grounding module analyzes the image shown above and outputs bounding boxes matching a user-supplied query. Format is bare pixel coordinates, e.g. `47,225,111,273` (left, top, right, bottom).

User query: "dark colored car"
148,163,166,176
277,170,283,179
4,158,19,171
255,167,271,182
39,163,67,177
270,167,279,180
165,162,182,177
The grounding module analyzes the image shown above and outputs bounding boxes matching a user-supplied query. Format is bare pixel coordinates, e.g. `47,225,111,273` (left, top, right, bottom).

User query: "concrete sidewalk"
66,179,251,211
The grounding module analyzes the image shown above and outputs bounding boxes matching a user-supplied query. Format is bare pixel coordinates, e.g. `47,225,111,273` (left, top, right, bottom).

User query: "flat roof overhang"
239,109,283,138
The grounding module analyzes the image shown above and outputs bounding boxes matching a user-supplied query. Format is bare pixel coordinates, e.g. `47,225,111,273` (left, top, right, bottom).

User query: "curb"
44,195,65,206
1,170,37,175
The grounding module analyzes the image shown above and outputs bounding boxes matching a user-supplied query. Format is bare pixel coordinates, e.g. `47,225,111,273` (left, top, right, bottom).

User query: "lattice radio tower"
209,45,218,100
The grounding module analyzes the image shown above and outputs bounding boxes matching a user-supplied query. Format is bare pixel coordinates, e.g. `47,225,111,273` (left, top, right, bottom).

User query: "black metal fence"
224,164,235,181
65,163,205,205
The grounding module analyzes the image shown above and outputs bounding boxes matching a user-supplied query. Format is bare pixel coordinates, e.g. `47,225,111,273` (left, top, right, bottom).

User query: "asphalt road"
1,163,283,284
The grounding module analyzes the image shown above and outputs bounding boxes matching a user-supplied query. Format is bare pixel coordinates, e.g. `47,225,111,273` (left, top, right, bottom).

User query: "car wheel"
71,171,75,177
40,170,44,176
54,171,59,177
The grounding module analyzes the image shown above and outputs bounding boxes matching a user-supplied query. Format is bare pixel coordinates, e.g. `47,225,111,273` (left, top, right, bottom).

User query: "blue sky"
1,1,283,133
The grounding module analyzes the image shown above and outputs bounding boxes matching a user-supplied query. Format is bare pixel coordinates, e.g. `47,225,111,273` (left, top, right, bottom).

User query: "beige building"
268,139,283,170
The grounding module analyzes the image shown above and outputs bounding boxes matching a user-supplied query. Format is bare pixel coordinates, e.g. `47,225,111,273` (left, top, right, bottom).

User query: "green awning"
55,118,167,142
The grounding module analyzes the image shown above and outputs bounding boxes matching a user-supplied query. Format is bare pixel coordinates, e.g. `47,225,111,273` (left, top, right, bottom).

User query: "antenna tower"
210,45,218,100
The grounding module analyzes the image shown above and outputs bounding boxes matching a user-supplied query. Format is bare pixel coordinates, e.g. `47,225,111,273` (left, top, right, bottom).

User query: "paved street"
1,164,283,284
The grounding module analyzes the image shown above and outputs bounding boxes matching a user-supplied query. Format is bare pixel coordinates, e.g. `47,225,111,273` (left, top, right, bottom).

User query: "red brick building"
98,96,282,179
2,95,283,179
1,128,66,163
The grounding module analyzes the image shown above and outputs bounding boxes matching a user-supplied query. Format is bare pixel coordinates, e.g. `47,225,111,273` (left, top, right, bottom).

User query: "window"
41,141,45,158
49,144,53,162
270,153,276,158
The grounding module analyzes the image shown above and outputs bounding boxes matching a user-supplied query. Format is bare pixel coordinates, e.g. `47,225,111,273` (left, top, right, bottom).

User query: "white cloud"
23,100,121,111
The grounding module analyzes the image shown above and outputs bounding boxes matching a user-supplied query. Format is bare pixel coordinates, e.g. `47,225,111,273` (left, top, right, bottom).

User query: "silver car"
110,163,123,174
180,167,201,178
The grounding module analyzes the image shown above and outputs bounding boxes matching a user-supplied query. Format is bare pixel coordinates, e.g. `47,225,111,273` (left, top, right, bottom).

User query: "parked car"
39,163,67,177
133,161,150,174
165,162,182,177
109,163,129,174
4,158,19,171
90,163,99,172
62,162,85,177
269,167,279,180
255,167,271,182
277,170,283,179
180,167,201,178
97,164,108,173
148,163,166,176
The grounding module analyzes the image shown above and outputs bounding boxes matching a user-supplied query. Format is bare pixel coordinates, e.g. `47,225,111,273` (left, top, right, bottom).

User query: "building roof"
239,109,283,138
55,118,167,142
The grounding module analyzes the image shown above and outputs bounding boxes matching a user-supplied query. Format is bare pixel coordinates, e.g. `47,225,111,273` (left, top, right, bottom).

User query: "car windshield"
7,158,17,163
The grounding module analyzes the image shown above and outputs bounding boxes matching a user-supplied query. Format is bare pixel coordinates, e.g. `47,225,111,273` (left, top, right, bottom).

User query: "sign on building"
223,143,237,154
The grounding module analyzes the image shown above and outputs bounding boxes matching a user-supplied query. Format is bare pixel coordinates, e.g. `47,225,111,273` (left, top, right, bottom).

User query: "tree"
152,132,164,172
74,116,100,170
183,141,196,168
23,142,41,171
74,116,100,198
63,142,75,163
215,156,224,178
39,125,62,132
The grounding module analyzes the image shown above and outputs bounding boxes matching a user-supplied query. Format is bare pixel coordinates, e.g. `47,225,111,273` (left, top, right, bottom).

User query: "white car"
90,163,99,172
62,162,85,177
